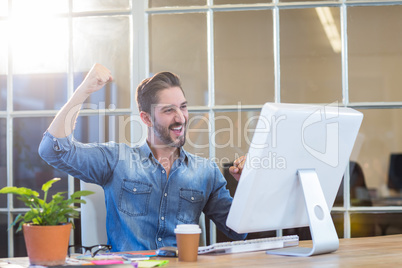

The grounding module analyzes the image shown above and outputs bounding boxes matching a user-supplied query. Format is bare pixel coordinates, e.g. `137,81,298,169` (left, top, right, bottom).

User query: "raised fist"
80,63,113,95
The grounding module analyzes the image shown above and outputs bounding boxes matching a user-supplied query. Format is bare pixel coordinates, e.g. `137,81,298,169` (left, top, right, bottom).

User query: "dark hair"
136,72,184,114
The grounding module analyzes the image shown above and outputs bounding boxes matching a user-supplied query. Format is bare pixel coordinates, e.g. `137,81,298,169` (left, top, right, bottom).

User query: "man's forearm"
47,88,90,138
46,63,113,138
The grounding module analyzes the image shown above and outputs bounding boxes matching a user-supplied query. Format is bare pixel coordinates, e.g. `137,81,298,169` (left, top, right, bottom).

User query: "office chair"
80,180,207,247
80,181,108,246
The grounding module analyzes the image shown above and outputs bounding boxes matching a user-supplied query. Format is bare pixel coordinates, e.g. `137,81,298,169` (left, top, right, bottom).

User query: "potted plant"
0,178,94,266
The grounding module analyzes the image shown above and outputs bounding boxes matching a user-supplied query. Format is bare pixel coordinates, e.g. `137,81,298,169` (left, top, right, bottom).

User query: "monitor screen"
388,154,402,191
226,103,363,256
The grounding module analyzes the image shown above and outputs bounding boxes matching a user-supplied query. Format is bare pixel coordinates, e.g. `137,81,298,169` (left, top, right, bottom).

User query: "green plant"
0,178,94,232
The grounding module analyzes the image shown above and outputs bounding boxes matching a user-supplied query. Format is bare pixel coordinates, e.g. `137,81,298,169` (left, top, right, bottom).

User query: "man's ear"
140,111,152,127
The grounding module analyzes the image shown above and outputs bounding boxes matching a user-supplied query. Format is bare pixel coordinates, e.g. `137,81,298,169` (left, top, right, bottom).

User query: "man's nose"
175,108,185,123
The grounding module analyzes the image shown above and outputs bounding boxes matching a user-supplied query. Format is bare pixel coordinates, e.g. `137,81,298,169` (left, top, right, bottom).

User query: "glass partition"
11,15,68,110
12,118,69,208
149,0,206,7
214,10,274,105
280,0,332,2
74,115,132,144
215,0,271,4
215,110,260,171
184,113,210,159
0,21,6,110
73,16,131,108
73,0,130,12
331,212,344,238
12,213,26,257
11,17,68,75
348,6,402,102
0,214,8,257
13,73,68,111
3,0,134,258
280,8,342,104
350,213,385,237
0,119,6,208
351,109,402,203
149,13,208,106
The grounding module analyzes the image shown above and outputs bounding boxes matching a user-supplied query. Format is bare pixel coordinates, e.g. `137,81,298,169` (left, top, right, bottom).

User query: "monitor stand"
266,169,339,257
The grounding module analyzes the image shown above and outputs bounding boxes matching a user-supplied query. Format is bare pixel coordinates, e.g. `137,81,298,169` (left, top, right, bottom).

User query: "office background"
1,0,402,258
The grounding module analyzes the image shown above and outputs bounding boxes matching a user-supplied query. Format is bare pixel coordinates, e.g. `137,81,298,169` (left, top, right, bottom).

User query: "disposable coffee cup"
174,224,201,262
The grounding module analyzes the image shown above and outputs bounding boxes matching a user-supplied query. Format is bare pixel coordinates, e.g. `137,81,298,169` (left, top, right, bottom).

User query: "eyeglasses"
68,244,112,257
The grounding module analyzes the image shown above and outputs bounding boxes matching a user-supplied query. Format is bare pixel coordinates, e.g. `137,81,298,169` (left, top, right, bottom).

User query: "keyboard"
198,235,299,255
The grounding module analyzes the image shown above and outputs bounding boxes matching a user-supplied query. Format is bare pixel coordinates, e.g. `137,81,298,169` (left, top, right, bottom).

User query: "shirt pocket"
176,188,204,224
119,179,152,216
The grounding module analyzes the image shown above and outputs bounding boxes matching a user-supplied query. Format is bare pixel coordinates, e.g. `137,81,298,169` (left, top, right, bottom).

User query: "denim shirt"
38,131,246,251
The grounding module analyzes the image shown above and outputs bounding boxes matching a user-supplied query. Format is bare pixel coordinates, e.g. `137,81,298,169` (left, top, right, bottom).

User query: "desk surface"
164,234,402,267
3,235,402,267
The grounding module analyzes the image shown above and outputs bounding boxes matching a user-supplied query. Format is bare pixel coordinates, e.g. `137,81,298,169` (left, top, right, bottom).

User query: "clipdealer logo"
301,104,339,167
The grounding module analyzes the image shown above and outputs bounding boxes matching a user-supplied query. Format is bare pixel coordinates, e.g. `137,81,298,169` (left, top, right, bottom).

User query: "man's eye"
181,105,187,110
164,109,173,113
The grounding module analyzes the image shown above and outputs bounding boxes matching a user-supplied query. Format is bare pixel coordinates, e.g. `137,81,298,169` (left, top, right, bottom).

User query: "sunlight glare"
0,0,7,16
10,0,68,74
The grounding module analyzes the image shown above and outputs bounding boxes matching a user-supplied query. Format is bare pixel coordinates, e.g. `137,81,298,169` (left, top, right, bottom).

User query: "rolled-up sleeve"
203,162,248,241
38,131,119,186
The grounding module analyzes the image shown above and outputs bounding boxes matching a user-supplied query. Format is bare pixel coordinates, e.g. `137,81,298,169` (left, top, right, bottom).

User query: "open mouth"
170,125,184,136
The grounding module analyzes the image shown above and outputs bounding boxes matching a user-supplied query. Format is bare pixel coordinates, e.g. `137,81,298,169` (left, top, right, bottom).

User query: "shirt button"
54,146,59,150
162,170,165,174
158,238,162,241
161,216,165,221
133,188,137,192
164,193,167,197
53,138,57,141
191,197,194,201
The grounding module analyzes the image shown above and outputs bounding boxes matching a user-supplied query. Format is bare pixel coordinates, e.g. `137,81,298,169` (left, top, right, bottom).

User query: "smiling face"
148,86,189,148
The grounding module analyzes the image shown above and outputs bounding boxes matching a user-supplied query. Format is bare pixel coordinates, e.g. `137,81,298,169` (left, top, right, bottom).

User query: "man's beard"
153,121,187,148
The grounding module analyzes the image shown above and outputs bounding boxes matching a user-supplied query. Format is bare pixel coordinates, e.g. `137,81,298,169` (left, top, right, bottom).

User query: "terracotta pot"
23,223,72,266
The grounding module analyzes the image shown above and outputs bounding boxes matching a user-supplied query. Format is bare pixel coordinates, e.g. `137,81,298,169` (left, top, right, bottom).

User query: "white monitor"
226,102,363,256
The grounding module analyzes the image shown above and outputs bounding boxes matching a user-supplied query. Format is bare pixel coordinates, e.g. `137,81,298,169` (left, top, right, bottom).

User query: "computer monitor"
388,154,402,192
226,103,363,256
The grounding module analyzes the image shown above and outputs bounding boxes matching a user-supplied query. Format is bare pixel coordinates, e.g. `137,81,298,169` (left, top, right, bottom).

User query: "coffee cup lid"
174,224,201,234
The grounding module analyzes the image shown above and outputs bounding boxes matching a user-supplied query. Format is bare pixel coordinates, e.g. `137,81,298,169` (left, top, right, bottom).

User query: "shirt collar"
138,142,189,166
